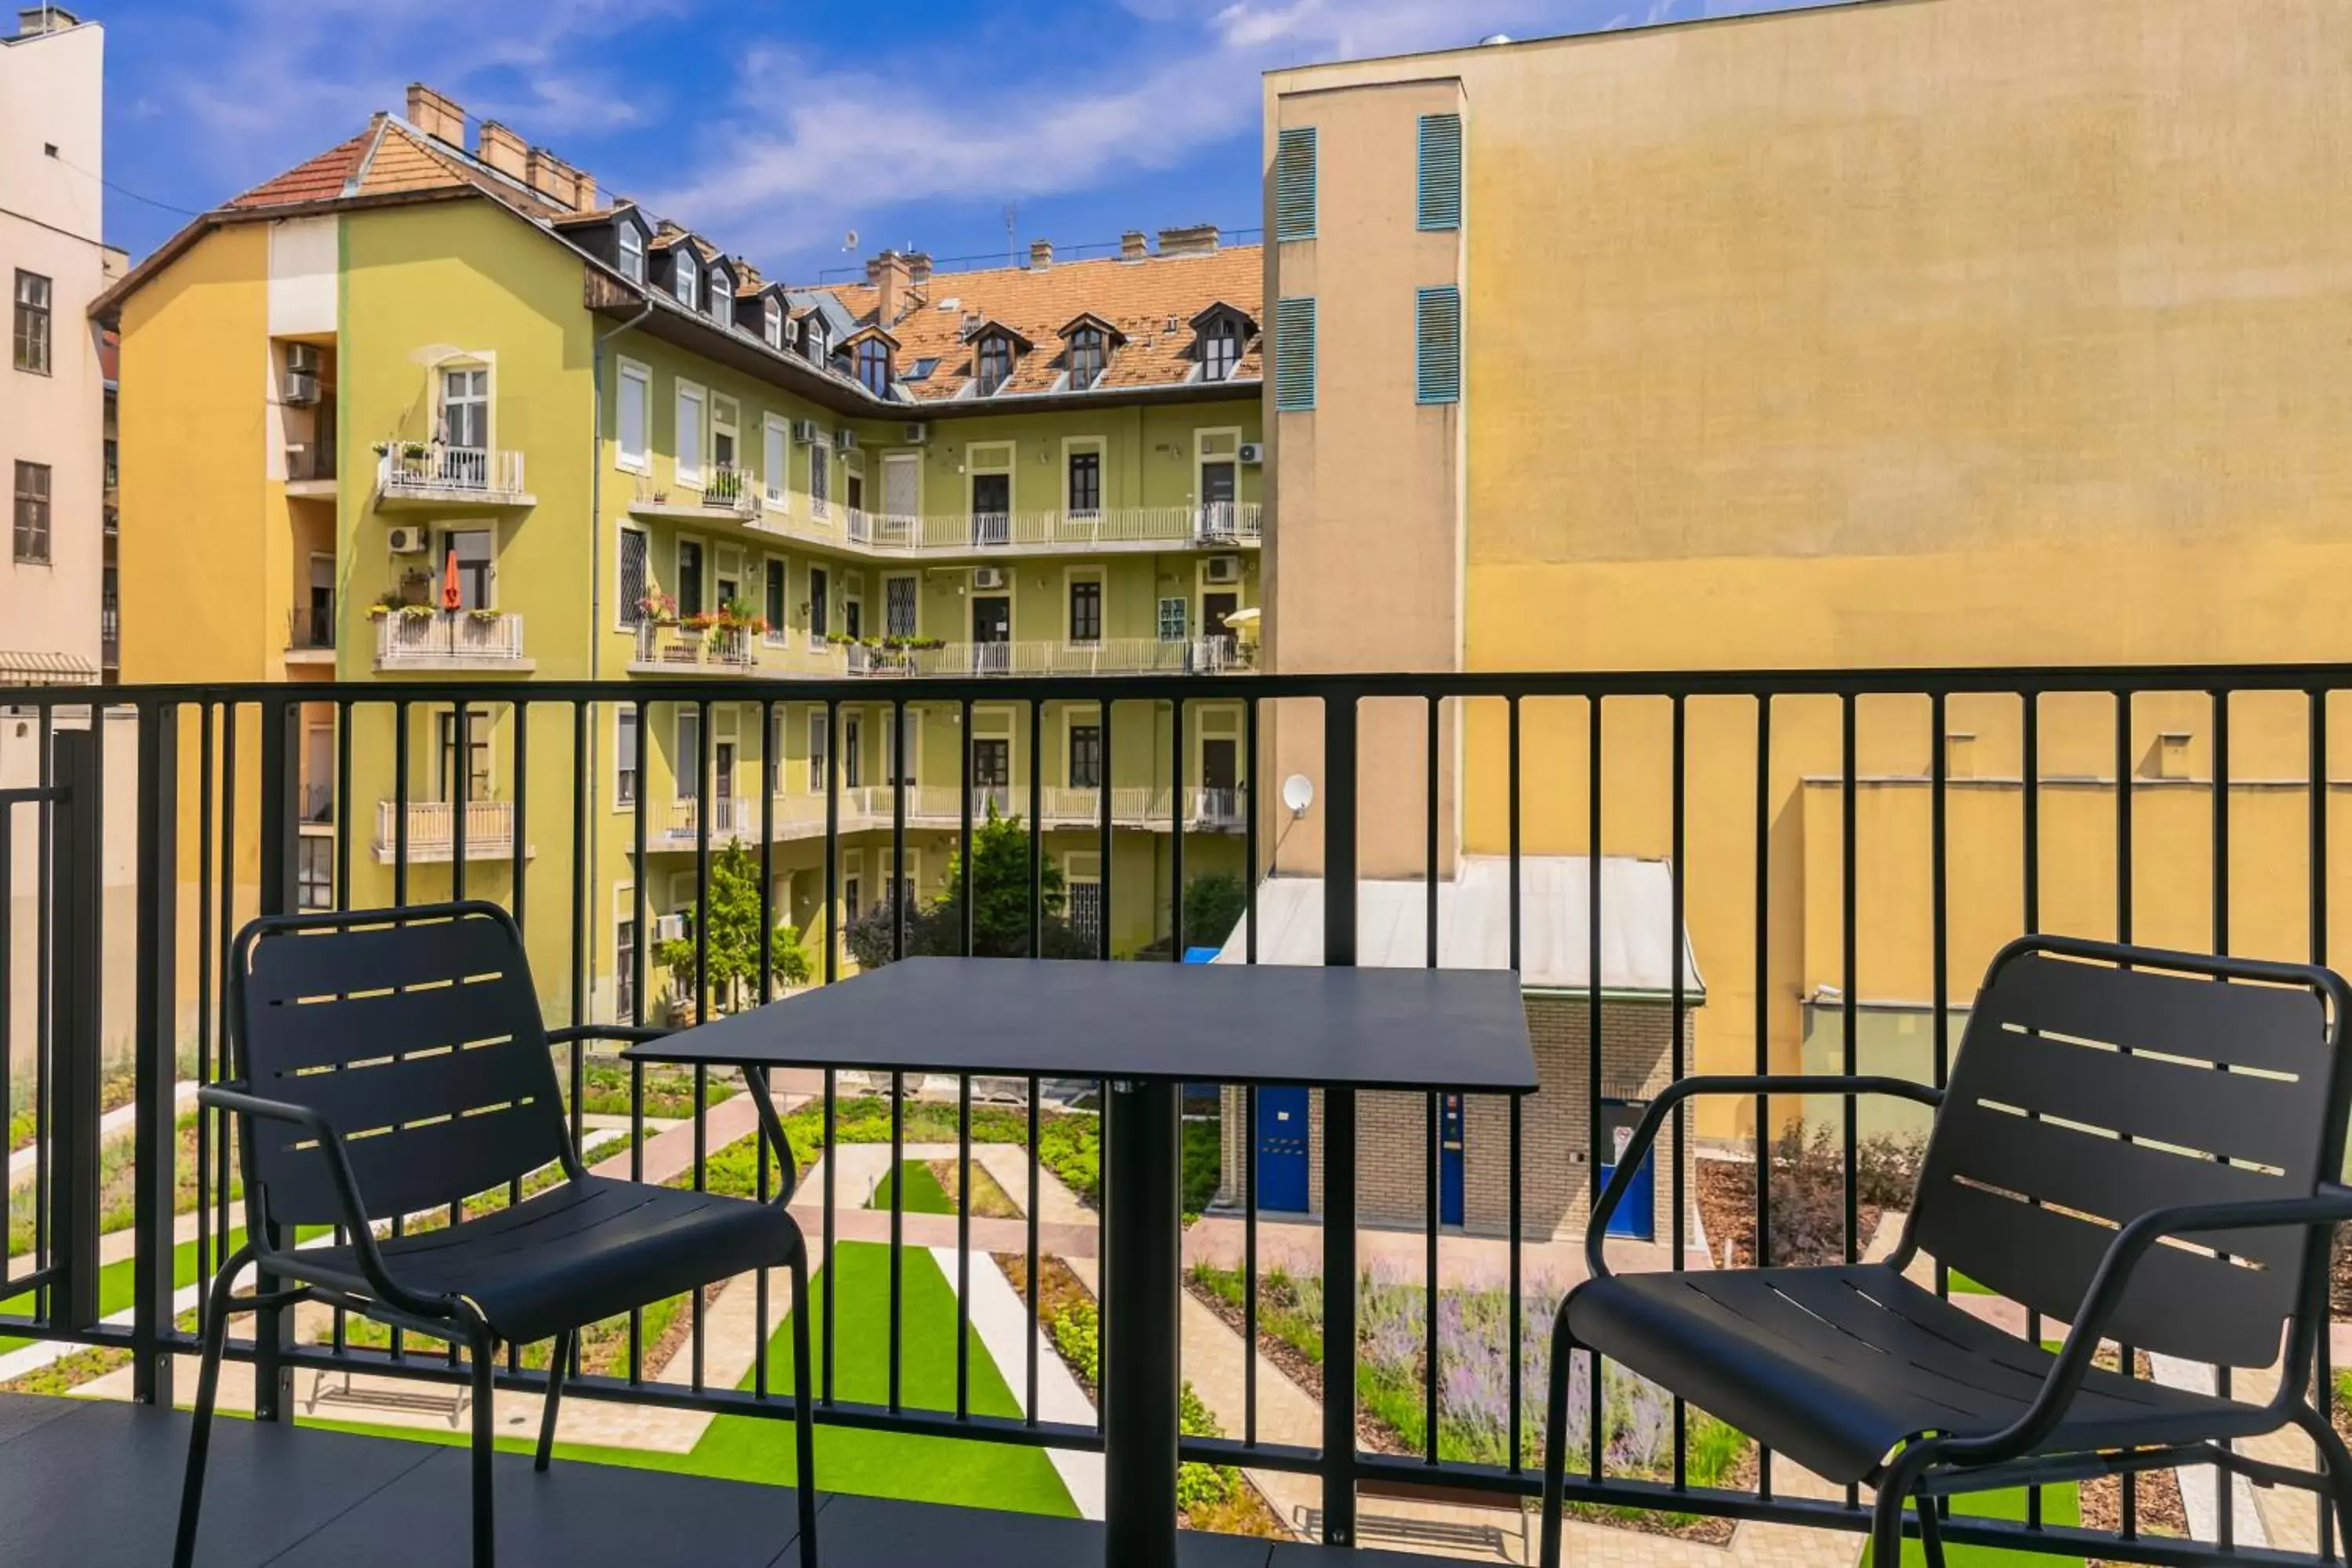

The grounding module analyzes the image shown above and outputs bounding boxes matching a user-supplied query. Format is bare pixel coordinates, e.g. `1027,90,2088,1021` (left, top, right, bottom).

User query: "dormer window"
976,336,1011,395
1069,328,1105,390
857,339,891,397
808,321,829,365
764,298,783,349
675,252,699,310
1202,319,1240,382
618,223,645,285
709,267,732,323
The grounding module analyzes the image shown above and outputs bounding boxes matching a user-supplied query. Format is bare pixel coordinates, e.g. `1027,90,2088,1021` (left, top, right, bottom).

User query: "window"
1069,720,1102,789
297,838,333,912
616,359,651,470
764,559,787,643
677,539,705,616
441,365,488,451
675,250,699,310
676,383,706,485
1157,596,1188,643
615,910,638,1020
615,707,639,807
1069,579,1102,644
1273,298,1316,411
710,269,732,322
1418,113,1464,230
844,858,862,924
618,223,646,285
842,710,862,788
808,564,829,644
884,706,916,785
1068,867,1103,953
1067,448,1101,515
1068,327,1105,390
976,335,1012,396
13,461,50,564
1416,285,1462,405
808,321,829,365
12,270,51,374
809,441,829,518
711,394,739,479
857,339,891,397
884,575,916,638
905,357,938,382
807,710,829,792
619,526,649,623
764,297,784,349
442,528,493,609
675,709,702,800
763,417,787,506
1274,127,1317,241
1201,318,1240,383
436,710,492,804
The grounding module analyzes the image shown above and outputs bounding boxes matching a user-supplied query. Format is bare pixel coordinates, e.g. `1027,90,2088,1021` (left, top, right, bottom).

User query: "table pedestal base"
1102,1076,1181,1568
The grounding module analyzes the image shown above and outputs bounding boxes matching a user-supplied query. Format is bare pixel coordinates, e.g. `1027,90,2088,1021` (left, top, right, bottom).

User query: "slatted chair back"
229,902,574,1230
1911,938,2351,1368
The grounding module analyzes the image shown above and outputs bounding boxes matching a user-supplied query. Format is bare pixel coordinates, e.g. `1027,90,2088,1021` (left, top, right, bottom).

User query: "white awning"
1214,855,1704,997
0,650,99,685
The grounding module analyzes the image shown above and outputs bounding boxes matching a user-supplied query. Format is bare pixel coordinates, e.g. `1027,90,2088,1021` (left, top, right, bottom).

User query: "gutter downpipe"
586,288,655,1015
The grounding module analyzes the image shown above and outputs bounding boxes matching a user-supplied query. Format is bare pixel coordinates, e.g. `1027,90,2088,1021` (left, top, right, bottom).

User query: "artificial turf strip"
299,1241,1073,1517
1859,1480,2082,1568
870,1160,957,1215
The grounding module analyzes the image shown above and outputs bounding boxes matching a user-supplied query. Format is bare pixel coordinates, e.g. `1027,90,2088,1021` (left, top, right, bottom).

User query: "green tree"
845,808,1085,967
1181,872,1248,951
655,840,811,1013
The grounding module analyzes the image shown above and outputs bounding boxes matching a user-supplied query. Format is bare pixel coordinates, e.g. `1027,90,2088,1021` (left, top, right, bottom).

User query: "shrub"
1181,873,1248,951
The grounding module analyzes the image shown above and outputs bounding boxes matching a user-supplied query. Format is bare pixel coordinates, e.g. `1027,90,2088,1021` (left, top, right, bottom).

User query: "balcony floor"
0,1393,1423,1566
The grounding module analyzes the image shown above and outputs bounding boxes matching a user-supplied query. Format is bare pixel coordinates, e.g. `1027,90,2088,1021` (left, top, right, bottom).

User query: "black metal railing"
2,667,2350,1568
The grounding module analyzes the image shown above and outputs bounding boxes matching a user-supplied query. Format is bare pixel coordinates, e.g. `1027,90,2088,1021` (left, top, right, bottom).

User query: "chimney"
1029,239,1054,270
524,146,579,209
1120,230,1148,262
405,82,467,147
864,249,911,324
905,252,932,290
476,121,528,181
573,169,600,212
1156,223,1219,257
15,5,78,36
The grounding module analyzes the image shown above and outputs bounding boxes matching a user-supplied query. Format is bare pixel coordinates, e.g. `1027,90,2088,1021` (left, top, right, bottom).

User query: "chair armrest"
198,1084,452,1320
1585,1074,1944,1277
1938,1185,2352,1465
545,1024,673,1047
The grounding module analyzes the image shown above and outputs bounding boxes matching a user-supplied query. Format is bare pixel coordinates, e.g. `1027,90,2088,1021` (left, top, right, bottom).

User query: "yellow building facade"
1264,0,2352,1136
104,89,1265,1027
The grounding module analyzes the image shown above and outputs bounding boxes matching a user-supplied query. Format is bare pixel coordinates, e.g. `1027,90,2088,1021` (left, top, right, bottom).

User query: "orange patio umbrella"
440,547,462,611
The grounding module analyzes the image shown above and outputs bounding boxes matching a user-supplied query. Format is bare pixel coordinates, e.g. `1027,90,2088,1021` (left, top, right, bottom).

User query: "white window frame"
617,522,651,631
615,706,640,811
1062,435,1106,519
437,360,492,453
711,393,741,482
616,357,652,473
879,848,922,913
1064,564,1106,648
806,706,830,794
764,297,784,350
807,563,831,652
676,535,706,619
710,267,733,323
676,379,706,488
762,414,789,509
1063,706,1105,792
882,572,919,640
676,250,699,310
840,848,863,924
618,223,645,285
762,554,790,645
674,707,702,803
612,882,638,1024
809,440,830,521
882,703,920,786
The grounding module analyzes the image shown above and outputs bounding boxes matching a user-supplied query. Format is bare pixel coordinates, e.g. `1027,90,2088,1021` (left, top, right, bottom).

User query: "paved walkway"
928,1243,1102,1519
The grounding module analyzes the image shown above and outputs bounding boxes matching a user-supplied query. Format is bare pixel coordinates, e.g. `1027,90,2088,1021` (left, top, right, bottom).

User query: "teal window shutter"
1274,297,1317,412
1417,114,1462,230
1275,128,1318,241
1415,286,1461,405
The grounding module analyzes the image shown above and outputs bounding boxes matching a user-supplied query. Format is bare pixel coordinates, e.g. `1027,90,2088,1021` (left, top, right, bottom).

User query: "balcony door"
436,710,491,804
972,736,1011,816
971,593,1011,674
440,365,488,487
441,528,493,610
971,472,1011,546
1200,736,1238,822
1198,458,1236,538
713,739,737,833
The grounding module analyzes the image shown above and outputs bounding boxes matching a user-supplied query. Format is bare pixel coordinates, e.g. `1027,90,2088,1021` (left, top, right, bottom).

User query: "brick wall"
1216,995,1698,1243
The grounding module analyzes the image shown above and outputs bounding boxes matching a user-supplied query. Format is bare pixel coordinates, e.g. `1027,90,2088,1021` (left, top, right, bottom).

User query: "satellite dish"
843,229,858,251
1281,774,1314,818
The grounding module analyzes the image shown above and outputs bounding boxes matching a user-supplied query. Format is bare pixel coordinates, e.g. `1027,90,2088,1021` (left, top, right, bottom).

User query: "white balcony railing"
376,444,529,503
631,621,760,672
372,799,517,862
855,503,1261,555
655,794,759,848
373,610,528,668
633,469,757,519
700,784,1245,844
842,636,1241,678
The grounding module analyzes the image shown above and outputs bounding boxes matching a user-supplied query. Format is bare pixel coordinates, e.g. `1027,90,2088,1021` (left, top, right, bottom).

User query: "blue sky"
92,0,1842,281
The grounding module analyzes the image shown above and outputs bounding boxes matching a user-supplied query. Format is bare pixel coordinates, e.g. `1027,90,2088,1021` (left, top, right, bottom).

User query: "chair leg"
789,1245,820,1568
1915,1492,1947,1568
172,1244,253,1568
466,1317,499,1568
1537,1297,1579,1568
2292,1401,2352,1554
1870,1448,1940,1568
535,1330,574,1474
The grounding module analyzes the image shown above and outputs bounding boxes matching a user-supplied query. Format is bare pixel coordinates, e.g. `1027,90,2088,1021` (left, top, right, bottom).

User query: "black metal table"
627,956,1538,1568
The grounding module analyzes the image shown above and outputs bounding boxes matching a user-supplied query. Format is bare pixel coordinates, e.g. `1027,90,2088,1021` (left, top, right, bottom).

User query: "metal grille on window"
886,577,917,637
620,530,648,621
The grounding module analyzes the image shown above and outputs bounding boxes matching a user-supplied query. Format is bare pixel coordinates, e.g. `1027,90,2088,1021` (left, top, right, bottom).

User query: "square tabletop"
625,956,1538,1094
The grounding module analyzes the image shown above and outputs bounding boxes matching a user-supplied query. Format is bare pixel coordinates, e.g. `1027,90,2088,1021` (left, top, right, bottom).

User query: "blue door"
1255,1087,1310,1213
1439,1094,1465,1227
1599,1099,1656,1240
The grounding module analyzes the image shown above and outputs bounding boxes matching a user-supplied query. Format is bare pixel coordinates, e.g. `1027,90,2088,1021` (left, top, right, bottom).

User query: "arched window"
764,298,784,349
675,252,698,310
858,339,891,396
977,335,1013,395
709,270,731,321
1201,318,1240,382
617,223,645,285
1069,326,1105,389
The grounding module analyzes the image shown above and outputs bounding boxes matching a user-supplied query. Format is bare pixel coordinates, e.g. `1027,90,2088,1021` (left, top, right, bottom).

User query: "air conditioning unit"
1237,441,1265,466
902,423,929,445
834,429,858,452
387,525,429,554
791,419,822,445
973,566,1009,590
283,371,320,407
652,913,688,942
1205,555,1243,584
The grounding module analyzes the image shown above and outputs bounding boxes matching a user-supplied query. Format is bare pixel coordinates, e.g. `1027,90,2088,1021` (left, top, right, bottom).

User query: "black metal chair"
174,902,820,1568
1541,936,2352,1568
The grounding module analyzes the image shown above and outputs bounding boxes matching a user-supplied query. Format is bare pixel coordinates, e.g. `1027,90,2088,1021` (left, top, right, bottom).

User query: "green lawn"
0,1224,332,1357
1860,1480,2080,1568
869,1160,956,1215
299,1241,1073,1515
